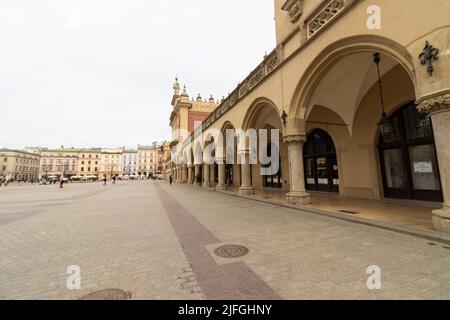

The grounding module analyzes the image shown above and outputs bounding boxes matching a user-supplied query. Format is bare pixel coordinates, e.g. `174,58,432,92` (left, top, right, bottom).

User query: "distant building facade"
169,79,217,183
77,149,102,178
0,149,40,181
122,150,138,176
100,148,123,179
138,144,165,178
39,148,79,178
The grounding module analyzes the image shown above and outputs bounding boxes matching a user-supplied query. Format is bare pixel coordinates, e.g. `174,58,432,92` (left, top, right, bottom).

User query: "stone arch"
241,97,288,191
305,105,349,154
194,141,203,165
241,97,282,132
290,35,416,121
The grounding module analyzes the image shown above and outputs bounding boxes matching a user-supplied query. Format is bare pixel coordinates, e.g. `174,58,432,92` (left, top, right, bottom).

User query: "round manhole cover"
79,289,132,300
214,245,249,259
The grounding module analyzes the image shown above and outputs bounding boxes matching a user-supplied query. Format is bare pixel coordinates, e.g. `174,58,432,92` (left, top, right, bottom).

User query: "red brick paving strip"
155,184,280,300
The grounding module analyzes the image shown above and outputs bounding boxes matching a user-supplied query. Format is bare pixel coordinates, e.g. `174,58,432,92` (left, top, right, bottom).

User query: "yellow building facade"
100,148,123,179
171,0,450,233
77,149,102,178
0,149,40,182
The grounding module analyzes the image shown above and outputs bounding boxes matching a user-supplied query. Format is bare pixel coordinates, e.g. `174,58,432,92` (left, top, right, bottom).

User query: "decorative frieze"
239,82,249,98
417,94,450,115
307,0,345,38
266,51,279,74
282,0,304,24
248,68,264,89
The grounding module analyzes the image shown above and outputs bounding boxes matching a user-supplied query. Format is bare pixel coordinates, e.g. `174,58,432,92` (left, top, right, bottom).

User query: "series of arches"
171,34,446,218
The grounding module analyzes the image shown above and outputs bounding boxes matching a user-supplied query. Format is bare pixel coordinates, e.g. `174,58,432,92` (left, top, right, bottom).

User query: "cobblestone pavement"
0,182,204,300
157,182,450,300
1,181,450,300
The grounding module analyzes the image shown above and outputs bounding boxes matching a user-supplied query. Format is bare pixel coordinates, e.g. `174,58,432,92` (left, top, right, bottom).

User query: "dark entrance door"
225,164,233,186
304,129,339,193
378,102,443,202
262,143,282,188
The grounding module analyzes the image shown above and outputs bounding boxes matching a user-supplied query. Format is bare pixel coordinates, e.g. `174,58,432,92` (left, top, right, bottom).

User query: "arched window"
378,102,442,201
304,129,339,193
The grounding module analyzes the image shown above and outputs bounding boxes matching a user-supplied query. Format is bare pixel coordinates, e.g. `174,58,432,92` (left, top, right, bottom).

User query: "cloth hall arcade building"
168,0,450,233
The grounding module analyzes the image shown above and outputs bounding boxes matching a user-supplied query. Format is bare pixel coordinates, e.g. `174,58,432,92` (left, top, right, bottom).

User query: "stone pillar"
187,165,194,184
203,163,211,188
216,157,227,191
181,164,187,183
418,94,450,233
239,149,254,195
284,135,311,205
194,164,201,186
210,163,215,186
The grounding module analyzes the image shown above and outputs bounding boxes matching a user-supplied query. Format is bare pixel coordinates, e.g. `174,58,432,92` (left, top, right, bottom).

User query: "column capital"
417,93,450,115
283,134,307,145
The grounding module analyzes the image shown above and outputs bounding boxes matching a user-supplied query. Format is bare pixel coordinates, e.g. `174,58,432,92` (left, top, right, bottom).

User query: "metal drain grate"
339,210,360,215
214,245,249,259
79,289,132,300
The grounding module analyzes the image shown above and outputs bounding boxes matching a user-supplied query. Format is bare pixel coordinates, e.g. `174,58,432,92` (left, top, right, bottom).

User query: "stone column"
284,135,311,205
210,163,215,186
216,157,227,191
203,163,211,188
181,164,187,183
418,93,450,233
194,164,201,186
239,149,254,195
187,165,194,184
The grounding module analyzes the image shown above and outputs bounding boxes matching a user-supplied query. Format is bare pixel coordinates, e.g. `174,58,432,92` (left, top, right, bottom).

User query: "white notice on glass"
414,162,433,173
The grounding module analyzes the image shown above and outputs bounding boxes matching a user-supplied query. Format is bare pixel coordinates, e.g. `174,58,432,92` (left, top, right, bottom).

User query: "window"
304,129,339,193
379,102,442,201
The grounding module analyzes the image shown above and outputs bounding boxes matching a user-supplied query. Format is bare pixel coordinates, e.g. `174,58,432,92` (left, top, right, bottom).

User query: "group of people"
0,177,10,187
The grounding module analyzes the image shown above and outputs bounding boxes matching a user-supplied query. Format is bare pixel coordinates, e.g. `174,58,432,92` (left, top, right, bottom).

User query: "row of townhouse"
0,143,171,181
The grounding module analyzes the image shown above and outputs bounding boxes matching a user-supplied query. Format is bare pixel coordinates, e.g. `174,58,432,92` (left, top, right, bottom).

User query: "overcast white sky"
0,0,275,149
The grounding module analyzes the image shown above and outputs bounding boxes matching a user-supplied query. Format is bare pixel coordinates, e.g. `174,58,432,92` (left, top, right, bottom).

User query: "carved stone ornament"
283,134,307,144
282,0,304,24
417,94,450,115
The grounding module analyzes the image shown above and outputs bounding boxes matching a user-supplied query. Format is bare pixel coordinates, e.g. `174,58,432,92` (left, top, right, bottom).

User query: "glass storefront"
378,102,443,202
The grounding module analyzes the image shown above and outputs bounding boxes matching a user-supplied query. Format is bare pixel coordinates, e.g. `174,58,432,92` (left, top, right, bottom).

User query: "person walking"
169,175,173,185
59,178,64,189
103,176,107,186
112,176,116,185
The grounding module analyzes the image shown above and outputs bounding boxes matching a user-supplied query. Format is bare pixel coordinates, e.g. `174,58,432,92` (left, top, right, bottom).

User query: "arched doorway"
221,122,240,188
241,98,288,191
262,140,282,189
378,102,443,202
304,129,339,193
